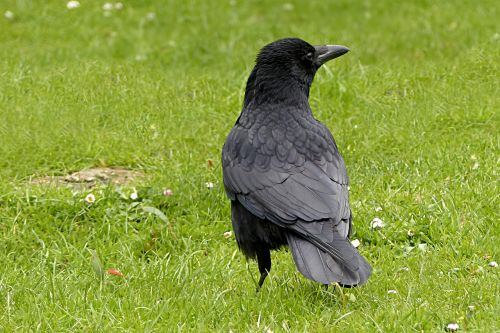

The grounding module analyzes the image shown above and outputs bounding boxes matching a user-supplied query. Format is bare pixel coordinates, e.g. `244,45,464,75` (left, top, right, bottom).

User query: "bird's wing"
222,108,350,225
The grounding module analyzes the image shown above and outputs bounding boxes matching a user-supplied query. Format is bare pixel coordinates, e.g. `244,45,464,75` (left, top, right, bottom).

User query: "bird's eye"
305,52,314,61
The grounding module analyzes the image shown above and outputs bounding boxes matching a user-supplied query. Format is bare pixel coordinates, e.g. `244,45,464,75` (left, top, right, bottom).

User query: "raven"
222,38,372,289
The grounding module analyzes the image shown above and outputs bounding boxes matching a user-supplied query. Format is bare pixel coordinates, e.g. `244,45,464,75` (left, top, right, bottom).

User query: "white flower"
387,289,397,294
446,323,459,331
375,206,383,212
223,231,232,239
4,10,14,19
489,261,498,268
163,189,173,196
114,2,123,10
85,193,96,204
205,182,214,190
351,239,360,248
370,217,385,230
103,3,114,11
407,229,415,237
472,161,479,170
146,12,156,20
130,192,138,200
467,305,475,311
67,1,80,9
417,243,428,252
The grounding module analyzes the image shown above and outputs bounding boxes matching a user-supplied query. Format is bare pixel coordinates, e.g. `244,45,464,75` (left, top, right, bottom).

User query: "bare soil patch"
31,167,144,189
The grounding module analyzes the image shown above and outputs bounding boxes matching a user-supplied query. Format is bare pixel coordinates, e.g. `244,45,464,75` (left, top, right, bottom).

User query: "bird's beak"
314,45,350,66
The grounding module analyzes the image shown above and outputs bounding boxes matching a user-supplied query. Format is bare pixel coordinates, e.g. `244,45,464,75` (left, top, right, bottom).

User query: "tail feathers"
286,233,372,286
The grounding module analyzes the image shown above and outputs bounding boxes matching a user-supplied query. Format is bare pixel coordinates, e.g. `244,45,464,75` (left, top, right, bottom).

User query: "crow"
222,38,372,289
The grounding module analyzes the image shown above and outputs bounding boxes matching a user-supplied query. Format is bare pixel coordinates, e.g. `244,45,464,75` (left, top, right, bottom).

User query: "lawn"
0,0,499,331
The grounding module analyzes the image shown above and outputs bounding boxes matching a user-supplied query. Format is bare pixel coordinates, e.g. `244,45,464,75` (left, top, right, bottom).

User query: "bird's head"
245,38,349,106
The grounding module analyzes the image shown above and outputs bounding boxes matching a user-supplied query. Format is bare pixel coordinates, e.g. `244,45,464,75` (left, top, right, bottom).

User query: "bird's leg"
256,248,271,292
257,271,268,289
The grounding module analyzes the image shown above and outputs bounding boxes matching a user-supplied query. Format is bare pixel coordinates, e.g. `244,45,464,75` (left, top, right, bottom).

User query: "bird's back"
223,103,349,200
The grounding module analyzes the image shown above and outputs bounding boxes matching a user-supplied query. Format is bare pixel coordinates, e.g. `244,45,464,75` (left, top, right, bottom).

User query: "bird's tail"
286,232,372,286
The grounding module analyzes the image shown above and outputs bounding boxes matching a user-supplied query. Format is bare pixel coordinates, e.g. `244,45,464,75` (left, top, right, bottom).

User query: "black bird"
222,38,372,289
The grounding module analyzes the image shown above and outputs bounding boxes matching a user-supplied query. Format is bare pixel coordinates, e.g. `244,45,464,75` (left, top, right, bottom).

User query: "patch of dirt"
31,167,144,190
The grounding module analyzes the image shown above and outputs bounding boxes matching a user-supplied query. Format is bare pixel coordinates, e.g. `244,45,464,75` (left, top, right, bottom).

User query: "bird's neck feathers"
243,65,312,109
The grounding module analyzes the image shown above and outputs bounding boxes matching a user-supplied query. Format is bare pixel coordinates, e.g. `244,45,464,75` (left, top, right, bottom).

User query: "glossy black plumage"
222,38,372,288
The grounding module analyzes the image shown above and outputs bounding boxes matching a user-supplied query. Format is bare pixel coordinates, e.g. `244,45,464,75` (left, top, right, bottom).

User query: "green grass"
1,0,499,331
